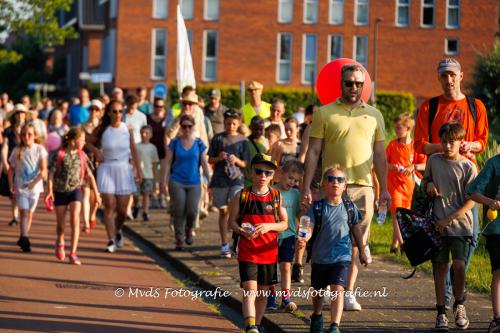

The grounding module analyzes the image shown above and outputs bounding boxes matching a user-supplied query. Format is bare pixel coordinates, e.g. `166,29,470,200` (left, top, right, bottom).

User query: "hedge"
375,90,415,129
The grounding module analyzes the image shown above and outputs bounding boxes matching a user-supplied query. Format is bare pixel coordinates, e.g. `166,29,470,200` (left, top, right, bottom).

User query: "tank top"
101,122,131,163
147,115,166,159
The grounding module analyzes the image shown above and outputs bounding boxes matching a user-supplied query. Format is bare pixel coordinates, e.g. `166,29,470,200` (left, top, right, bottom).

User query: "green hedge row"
375,90,415,128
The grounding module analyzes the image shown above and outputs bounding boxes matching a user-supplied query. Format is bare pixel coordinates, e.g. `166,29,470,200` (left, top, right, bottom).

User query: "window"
302,34,317,84
355,0,369,25
445,38,459,55
187,29,193,51
278,0,294,23
446,0,459,29
276,33,292,83
204,0,219,20
329,0,344,25
303,0,318,24
203,30,218,81
328,35,343,61
421,0,434,27
151,29,167,79
395,0,409,27
180,0,194,19
353,35,368,67
153,0,168,19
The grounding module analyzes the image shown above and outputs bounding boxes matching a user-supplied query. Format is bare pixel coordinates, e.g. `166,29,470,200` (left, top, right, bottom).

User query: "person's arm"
351,224,368,266
86,170,101,206
271,141,282,166
27,152,47,190
253,204,288,238
162,144,173,186
373,140,391,207
200,148,212,183
435,199,476,232
470,193,500,210
301,137,322,205
129,128,143,181
298,125,310,163
227,191,252,239
7,160,14,194
462,100,488,154
85,131,104,163
1,137,9,172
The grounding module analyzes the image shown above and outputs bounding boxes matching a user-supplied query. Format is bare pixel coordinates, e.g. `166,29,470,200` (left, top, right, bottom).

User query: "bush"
375,90,415,129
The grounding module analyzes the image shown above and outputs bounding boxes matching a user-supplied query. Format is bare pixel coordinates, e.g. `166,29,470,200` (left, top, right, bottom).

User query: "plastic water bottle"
298,216,311,239
226,154,238,178
377,201,387,225
241,222,255,234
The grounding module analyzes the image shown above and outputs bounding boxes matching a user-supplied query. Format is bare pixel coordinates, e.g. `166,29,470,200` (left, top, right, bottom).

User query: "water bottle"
241,222,255,234
377,201,387,225
226,153,238,179
45,197,54,212
298,216,311,239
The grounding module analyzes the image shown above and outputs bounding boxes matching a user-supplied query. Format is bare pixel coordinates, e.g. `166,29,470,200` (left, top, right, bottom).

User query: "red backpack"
55,149,87,184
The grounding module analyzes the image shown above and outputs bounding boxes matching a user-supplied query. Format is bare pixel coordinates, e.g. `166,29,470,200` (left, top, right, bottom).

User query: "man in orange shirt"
414,57,489,310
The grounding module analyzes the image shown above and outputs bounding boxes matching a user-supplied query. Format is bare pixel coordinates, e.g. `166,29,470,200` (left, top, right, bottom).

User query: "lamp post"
372,17,383,105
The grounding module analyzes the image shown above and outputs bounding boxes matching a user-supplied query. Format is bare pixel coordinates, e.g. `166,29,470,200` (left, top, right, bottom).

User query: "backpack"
305,198,356,263
231,186,281,253
427,95,477,142
55,148,87,184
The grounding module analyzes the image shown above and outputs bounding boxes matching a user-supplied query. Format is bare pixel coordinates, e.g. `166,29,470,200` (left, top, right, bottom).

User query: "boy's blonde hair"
321,164,345,185
393,112,415,128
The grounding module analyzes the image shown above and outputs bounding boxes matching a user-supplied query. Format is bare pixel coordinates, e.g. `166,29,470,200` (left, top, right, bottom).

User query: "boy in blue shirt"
298,165,367,333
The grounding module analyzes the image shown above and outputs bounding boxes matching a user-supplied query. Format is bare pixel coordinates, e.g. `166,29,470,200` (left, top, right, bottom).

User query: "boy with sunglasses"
228,153,288,333
297,166,367,333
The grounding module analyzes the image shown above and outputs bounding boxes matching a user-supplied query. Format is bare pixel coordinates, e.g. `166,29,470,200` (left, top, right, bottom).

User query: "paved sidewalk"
0,198,241,333
126,207,494,333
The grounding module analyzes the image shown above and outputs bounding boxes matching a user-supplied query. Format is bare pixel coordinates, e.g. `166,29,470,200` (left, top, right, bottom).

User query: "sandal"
55,243,65,261
82,226,90,233
69,253,82,265
89,220,97,230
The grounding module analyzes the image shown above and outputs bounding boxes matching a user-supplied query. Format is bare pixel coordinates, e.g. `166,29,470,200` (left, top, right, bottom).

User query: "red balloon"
316,58,372,105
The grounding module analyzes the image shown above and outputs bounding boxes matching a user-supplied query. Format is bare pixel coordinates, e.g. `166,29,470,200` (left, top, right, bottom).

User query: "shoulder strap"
465,95,477,125
78,149,87,183
270,187,281,223
55,149,66,171
306,199,325,263
428,96,439,142
197,138,204,166
237,187,252,226
342,198,355,229
249,138,263,154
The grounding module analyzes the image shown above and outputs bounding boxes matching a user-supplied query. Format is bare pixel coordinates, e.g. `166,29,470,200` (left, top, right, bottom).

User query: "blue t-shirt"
68,104,90,126
278,187,301,239
306,199,361,264
169,138,206,185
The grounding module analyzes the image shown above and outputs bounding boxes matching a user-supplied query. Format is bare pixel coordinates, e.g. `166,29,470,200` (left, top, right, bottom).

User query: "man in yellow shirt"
242,81,271,126
301,63,391,312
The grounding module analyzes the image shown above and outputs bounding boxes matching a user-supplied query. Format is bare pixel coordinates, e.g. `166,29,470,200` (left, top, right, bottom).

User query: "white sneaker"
106,240,116,253
116,231,124,248
364,245,373,264
344,293,362,311
220,244,231,258
454,304,469,330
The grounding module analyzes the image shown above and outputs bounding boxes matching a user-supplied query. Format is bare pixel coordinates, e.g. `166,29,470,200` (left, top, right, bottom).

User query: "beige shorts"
344,185,375,241
154,158,167,184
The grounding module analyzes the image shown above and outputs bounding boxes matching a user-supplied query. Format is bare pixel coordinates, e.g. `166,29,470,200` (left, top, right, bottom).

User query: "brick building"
61,0,498,101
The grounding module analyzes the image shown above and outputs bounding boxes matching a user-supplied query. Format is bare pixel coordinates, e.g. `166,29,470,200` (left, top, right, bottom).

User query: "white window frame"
353,35,368,67
421,0,435,28
445,38,459,55
151,29,167,80
328,34,343,62
446,0,460,29
276,33,293,84
202,30,218,82
204,0,219,21
303,0,318,24
301,33,317,85
354,0,369,26
328,0,344,25
395,0,409,27
278,0,294,23
152,0,168,19
180,0,194,20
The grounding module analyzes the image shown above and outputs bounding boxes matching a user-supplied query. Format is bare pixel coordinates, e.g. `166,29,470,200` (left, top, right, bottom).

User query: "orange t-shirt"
414,96,489,163
386,139,426,208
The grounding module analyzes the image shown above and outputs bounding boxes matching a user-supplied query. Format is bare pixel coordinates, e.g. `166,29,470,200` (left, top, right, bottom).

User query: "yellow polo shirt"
309,99,386,187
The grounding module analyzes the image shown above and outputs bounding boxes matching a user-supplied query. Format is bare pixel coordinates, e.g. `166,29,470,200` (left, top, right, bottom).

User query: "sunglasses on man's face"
325,175,346,183
181,124,193,130
110,109,121,114
343,81,364,89
254,168,274,177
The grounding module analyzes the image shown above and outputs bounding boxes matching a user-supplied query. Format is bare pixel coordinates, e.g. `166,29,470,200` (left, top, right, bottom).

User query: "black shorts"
54,188,83,206
486,234,500,272
311,261,351,290
278,236,296,263
239,261,278,286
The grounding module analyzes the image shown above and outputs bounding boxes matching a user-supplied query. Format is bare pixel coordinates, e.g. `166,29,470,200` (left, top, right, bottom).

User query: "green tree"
0,0,77,63
471,41,500,140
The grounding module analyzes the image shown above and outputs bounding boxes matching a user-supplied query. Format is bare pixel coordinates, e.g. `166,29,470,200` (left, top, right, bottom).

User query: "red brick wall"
113,0,498,101
87,33,102,69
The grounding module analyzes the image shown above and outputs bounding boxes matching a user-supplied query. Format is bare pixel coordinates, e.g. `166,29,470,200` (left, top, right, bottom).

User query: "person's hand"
379,189,392,209
490,200,500,211
459,141,474,154
27,179,37,190
228,154,239,165
402,165,414,176
359,250,368,267
218,151,227,161
426,182,439,197
253,223,272,238
94,150,104,163
296,238,307,250
239,227,254,240
301,188,312,210
135,169,143,183
436,217,451,232
95,193,102,206
45,192,54,202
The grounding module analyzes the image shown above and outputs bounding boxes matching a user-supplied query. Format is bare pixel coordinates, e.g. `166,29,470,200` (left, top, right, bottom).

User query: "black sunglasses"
181,124,193,129
110,109,121,114
254,168,274,177
154,105,164,108
343,81,364,88
325,175,346,183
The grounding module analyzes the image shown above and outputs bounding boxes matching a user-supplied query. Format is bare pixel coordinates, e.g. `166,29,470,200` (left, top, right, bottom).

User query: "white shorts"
16,191,41,212
97,161,136,195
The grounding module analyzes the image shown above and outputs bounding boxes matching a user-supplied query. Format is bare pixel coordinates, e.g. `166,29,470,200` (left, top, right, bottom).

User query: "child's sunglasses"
325,175,346,183
254,168,274,177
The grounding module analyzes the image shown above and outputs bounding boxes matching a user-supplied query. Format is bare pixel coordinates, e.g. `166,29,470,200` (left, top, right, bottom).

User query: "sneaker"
292,263,304,283
9,219,18,226
55,243,65,261
245,325,259,333
175,239,184,251
454,304,469,330
132,206,140,219
17,236,31,253
435,313,449,332
106,240,116,253
281,297,297,312
159,196,168,209
328,324,341,333
185,228,194,245
488,317,500,333
344,293,362,311
116,231,124,248
199,208,209,220
266,293,278,310
142,212,150,222
150,197,159,209
309,313,324,333
69,253,82,265
220,243,231,258
126,211,134,221
258,325,266,333
364,244,373,264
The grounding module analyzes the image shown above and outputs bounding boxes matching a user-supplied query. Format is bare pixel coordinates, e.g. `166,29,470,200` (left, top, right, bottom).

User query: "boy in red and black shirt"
229,154,288,333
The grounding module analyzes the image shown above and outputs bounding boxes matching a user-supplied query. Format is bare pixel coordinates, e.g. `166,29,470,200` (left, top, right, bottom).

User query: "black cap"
251,154,277,169
224,108,242,119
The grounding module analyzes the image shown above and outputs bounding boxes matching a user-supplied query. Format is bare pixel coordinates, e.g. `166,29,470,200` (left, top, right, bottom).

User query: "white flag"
177,5,196,95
